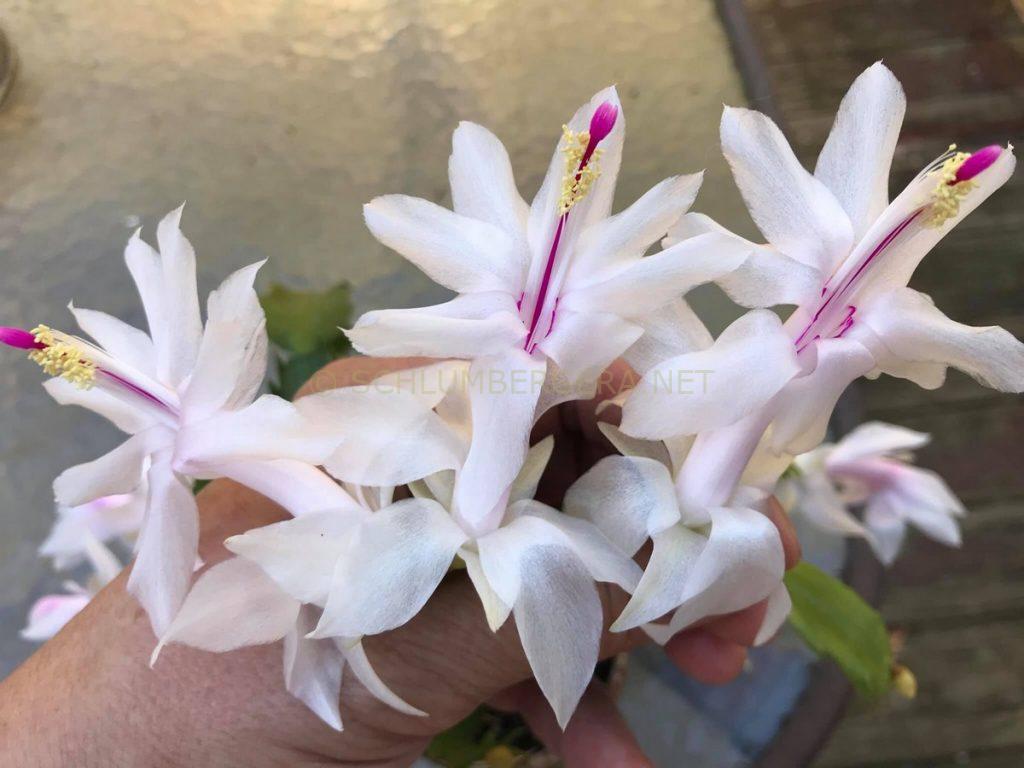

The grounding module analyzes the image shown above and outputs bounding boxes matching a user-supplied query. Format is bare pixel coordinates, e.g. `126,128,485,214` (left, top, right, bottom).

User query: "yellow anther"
925,144,974,228
27,325,96,389
892,664,917,699
558,125,603,214
482,745,521,768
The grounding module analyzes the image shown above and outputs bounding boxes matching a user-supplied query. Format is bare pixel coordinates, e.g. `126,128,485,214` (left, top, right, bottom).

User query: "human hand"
0,356,800,768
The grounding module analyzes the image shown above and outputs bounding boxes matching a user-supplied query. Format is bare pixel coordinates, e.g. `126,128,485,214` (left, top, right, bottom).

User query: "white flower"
228,364,641,728
565,423,790,642
349,87,751,530
787,421,965,565
621,61,1022,523
22,537,122,642
1,207,356,634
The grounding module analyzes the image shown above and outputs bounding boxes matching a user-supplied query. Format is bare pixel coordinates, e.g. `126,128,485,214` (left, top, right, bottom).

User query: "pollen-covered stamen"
26,325,97,389
925,144,1003,227
524,101,619,351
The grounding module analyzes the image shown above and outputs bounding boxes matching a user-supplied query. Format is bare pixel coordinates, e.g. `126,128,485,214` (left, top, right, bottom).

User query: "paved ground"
732,1,1024,765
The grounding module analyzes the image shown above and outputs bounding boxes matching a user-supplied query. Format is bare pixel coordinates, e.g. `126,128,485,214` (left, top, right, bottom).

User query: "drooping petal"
43,377,154,434
127,455,200,635
284,606,344,730
461,548,512,632
769,337,876,455
297,388,465,487
449,121,530,247
452,348,546,535
666,213,823,308
814,62,906,240
312,498,467,638
343,640,426,717
561,231,751,317
152,557,299,663
53,429,161,507
621,310,801,439
536,310,642,386
720,106,854,274
791,451,872,539
347,293,526,359
828,421,930,465
862,503,907,565
155,206,204,386
862,288,1024,393
225,509,361,606
508,436,554,504
567,173,703,282
68,303,156,377
512,500,642,592
364,195,523,294
754,583,793,646
564,455,680,556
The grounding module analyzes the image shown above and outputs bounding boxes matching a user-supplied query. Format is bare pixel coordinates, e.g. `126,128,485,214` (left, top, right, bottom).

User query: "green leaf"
261,281,353,356
269,349,335,401
785,561,892,699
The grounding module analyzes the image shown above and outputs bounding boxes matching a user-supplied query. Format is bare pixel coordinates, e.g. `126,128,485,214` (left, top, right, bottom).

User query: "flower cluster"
3,64,1022,730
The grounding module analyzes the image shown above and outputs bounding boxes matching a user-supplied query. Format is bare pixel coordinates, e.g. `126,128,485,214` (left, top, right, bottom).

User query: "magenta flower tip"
0,326,44,350
589,101,619,144
955,144,1003,182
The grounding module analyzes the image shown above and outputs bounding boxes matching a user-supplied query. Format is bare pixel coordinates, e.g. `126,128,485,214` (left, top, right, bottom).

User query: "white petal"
452,348,545,535
285,606,344,730
666,213,823,308
347,293,526,358
364,195,523,294
567,174,703,281
721,106,853,274
155,206,203,386
178,394,343,469
153,557,299,663
127,456,200,635
595,422,674,470
513,543,603,729
217,459,362,517
225,510,360,606
21,593,91,641
343,640,426,717
43,377,153,434
621,310,800,439
863,288,1024,393
814,62,906,240
793,459,871,539
40,493,145,569
862,503,907,565
769,338,875,455
68,303,156,377
513,500,642,592
754,583,793,646
562,231,751,317
313,499,466,638
508,436,554,504
621,299,713,375
536,310,642,386
298,388,465,487
461,548,512,632
53,430,157,507
449,121,530,245
563,455,680,556
828,421,929,465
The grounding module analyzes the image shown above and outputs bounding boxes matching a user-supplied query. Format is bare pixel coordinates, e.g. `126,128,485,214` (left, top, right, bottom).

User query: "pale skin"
0,357,800,768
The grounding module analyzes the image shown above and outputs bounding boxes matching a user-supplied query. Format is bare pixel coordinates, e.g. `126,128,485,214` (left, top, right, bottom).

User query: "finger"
663,629,747,685
498,679,653,768
296,355,433,397
700,600,769,647
764,496,801,570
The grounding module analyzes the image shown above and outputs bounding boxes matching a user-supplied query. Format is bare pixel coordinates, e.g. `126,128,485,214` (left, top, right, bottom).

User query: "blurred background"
0,1,1021,766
